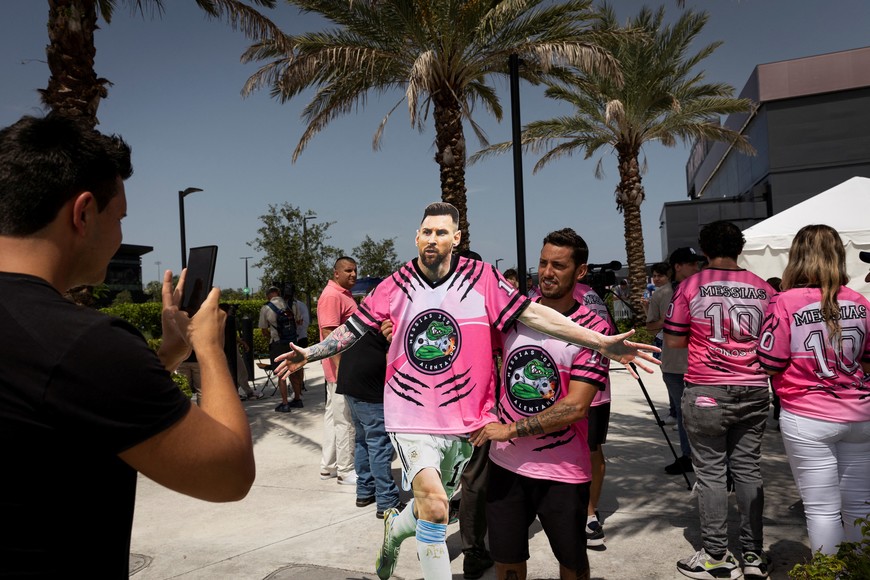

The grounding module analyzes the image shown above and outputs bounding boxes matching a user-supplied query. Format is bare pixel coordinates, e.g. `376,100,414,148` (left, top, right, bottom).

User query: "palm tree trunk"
41,0,107,127
433,91,470,252
616,147,647,326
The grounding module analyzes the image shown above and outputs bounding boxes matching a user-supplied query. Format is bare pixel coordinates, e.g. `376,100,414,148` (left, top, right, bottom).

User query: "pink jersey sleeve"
757,293,790,373
568,306,611,390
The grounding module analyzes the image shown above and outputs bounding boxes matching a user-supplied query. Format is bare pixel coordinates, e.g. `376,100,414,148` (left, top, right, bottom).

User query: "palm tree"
42,0,285,127
241,0,620,252
470,5,754,319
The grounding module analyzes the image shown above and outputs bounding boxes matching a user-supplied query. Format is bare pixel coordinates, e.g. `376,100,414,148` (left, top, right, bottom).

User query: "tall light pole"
155,260,162,282
178,187,203,269
495,258,504,270
302,213,317,311
240,256,253,297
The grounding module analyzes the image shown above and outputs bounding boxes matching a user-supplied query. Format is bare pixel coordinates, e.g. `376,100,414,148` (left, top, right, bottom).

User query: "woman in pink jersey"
758,224,870,555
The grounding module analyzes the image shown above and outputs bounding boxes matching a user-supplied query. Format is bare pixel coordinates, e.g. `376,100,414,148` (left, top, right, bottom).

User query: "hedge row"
102,300,319,355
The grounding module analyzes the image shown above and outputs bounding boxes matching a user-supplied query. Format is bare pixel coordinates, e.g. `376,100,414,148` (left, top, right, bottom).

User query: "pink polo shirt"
317,279,358,383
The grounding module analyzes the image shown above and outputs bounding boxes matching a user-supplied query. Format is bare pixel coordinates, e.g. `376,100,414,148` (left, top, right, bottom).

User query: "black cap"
669,247,706,267
860,251,870,264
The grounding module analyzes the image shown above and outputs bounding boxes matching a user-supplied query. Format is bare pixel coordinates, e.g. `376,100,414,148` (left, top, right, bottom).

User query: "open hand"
598,329,661,378
274,343,309,379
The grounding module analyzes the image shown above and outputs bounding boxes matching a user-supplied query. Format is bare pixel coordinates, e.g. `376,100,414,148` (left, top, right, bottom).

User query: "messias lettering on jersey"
792,303,867,327
699,285,768,300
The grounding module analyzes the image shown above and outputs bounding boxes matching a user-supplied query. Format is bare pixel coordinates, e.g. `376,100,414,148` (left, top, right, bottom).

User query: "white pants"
780,409,870,554
321,381,355,477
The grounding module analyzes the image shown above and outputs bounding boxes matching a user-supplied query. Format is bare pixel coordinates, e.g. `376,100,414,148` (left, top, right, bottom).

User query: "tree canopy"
352,235,401,278
249,203,343,304
471,4,753,319
241,0,618,251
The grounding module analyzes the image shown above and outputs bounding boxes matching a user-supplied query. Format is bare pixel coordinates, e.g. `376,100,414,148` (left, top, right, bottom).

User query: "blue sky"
2,1,868,290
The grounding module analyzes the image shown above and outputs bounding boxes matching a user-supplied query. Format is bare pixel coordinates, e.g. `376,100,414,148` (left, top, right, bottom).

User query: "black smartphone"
181,245,218,315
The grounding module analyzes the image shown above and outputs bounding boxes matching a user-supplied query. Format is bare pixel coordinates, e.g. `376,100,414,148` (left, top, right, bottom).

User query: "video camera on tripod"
583,260,622,299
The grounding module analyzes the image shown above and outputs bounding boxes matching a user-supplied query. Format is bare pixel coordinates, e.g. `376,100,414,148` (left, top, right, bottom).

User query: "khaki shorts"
389,433,473,499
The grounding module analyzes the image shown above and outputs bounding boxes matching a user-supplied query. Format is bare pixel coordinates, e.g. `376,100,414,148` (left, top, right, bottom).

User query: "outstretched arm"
518,301,660,378
274,322,363,379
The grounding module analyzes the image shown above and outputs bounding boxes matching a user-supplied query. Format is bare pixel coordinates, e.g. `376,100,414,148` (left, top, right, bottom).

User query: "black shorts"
486,461,590,571
587,403,610,451
268,340,292,370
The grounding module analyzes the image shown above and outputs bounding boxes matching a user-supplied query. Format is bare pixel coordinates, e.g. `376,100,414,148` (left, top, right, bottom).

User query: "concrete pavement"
129,362,812,579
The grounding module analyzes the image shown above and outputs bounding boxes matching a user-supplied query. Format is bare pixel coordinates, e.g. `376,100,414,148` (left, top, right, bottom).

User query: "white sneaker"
319,468,337,480
337,472,358,486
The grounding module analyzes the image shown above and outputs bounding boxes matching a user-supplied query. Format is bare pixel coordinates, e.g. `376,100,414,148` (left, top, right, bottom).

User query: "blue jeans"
347,395,400,510
663,372,691,458
682,383,769,555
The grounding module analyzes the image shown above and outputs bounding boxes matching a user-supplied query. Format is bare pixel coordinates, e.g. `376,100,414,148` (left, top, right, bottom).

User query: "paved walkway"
129,363,812,579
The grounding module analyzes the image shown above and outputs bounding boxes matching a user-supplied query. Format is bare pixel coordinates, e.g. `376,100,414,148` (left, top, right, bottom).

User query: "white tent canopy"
738,176,870,298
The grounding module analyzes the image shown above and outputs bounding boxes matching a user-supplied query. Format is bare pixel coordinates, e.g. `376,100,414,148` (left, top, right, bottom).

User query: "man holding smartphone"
0,114,255,577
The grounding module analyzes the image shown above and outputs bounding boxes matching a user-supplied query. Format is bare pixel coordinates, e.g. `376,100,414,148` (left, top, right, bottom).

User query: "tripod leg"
629,363,692,490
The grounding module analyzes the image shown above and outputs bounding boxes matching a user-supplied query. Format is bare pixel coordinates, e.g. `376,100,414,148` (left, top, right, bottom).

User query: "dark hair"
421,202,459,226
651,262,670,277
542,228,589,266
0,114,132,235
333,256,357,269
503,268,518,280
699,220,744,260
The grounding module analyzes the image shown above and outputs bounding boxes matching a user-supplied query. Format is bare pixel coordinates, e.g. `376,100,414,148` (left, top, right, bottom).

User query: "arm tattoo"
514,416,544,438
306,324,359,362
514,401,581,438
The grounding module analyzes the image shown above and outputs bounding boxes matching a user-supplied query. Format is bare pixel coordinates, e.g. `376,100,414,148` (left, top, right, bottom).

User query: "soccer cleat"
742,550,771,578
376,501,406,519
585,519,605,548
375,507,401,579
677,549,741,579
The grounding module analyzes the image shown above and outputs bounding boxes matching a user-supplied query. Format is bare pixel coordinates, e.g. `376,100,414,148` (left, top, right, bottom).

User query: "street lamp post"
155,260,161,282
240,256,253,296
302,213,317,311
178,187,203,269
495,258,503,270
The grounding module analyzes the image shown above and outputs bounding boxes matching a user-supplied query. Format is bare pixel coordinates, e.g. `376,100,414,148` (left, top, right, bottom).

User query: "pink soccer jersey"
352,256,529,434
664,268,773,386
758,287,870,423
490,301,611,484
529,282,614,406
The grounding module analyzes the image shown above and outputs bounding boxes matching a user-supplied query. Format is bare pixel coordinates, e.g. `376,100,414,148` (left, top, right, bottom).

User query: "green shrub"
172,372,193,399
102,302,163,338
789,517,870,579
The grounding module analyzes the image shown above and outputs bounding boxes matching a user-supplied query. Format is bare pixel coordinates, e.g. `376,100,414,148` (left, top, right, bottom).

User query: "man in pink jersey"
276,203,659,580
530,255,615,547
470,228,611,579
664,221,774,579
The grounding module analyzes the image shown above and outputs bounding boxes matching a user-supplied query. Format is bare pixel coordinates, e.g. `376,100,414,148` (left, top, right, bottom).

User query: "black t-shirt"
336,330,388,403
0,273,191,578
